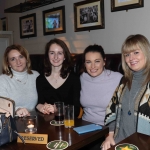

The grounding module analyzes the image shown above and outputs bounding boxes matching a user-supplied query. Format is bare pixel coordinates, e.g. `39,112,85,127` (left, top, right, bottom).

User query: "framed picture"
1,17,8,31
111,0,144,12
43,6,66,35
74,0,104,32
19,13,37,39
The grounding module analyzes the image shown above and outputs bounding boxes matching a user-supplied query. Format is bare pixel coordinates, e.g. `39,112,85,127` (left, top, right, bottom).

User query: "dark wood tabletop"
1,112,109,150
108,132,150,150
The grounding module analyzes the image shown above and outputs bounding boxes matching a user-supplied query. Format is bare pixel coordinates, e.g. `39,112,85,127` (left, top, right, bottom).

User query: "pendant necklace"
128,89,139,116
54,75,60,83
13,75,28,84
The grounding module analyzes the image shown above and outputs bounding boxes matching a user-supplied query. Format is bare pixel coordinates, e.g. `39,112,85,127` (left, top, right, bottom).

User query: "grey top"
109,69,144,143
0,69,39,111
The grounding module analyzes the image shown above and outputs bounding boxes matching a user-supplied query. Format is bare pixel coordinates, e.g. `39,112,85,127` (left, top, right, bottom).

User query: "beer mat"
50,120,64,126
115,143,139,150
46,140,68,150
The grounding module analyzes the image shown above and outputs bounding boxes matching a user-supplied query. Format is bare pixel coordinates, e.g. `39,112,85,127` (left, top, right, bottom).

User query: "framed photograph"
43,6,66,35
1,17,8,31
111,0,144,12
74,0,104,32
19,13,37,39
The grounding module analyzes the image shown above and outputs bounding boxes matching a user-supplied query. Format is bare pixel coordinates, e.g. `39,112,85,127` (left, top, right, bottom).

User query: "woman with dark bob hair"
0,44,39,117
36,38,81,117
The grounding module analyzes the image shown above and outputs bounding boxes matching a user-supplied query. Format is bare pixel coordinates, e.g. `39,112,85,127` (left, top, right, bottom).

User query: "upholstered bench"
30,53,123,75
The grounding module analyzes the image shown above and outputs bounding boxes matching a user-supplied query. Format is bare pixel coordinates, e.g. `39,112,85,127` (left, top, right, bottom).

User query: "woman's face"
85,52,105,77
8,49,27,72
124,47,146,72
48,43,65,68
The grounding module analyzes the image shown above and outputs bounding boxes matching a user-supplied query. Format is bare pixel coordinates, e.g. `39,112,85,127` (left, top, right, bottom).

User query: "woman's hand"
43,103,54,114
101,132,115,150
37,103,54,114
16,108,30,117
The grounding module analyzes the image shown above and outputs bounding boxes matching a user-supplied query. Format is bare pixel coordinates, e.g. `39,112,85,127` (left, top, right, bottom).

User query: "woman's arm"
36,76,55,114
0,76,9,98
73,75,81,117
101,131,115,150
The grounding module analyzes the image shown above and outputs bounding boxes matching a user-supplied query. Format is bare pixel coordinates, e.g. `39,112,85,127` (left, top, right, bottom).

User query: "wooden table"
108,132,150,150
1,112,109,150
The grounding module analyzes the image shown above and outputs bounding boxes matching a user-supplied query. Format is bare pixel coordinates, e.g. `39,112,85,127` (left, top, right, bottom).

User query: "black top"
36,73,81,117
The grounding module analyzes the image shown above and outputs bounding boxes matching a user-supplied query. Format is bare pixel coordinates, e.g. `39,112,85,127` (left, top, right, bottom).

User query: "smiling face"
48,43,65,68
85,52,105,77
124,47,146,72
8,49,27,72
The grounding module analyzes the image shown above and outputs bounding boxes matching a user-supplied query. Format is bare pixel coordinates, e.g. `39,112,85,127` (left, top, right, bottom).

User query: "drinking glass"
64,105,74,128
54,102,64,124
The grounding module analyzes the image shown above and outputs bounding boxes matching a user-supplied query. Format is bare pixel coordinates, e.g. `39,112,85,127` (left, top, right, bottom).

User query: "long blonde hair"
121,34,150,88
2,44,32,77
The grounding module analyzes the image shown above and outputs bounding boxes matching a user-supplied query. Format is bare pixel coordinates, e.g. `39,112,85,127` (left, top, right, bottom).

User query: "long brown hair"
44,38,72,78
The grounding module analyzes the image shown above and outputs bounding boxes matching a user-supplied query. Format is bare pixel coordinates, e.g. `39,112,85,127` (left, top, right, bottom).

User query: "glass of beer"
54,102,64,124
64,105,74,128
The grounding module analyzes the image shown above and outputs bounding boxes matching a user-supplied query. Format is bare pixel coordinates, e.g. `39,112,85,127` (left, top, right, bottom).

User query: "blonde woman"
102,34,150,150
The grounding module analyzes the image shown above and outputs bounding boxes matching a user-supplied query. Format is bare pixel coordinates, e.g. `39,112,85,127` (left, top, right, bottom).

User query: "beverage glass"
24,115,37,133
54,102,64,124
64,105,74,128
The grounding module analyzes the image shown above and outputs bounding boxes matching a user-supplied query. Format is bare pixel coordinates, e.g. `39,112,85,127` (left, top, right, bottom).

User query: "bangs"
122,43,140,54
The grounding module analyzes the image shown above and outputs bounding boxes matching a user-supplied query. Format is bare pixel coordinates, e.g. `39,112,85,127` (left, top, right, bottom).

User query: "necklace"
53,75,60,83
128,89,140,115
13,75,28,84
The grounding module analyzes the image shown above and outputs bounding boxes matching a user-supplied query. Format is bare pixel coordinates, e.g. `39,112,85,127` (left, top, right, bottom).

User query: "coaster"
50,120,64,126
46,140,68,150
115,143,139,150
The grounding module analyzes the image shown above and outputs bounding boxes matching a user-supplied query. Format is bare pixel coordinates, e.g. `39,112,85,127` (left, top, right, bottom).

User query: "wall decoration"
111,0,144,12
19,13,37,39
43,6,66,35
74,0,104,32
1,17,8,31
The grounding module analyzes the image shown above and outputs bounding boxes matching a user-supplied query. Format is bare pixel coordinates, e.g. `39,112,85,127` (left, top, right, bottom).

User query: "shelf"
4,0,63,13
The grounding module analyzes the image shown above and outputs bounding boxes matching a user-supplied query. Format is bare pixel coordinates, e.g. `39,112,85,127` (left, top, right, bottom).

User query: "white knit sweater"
0,69,39,111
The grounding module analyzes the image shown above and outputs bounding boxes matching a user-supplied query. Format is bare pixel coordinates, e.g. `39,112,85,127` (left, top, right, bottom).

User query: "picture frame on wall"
111,0,144,12
19,13,37,39
74,0,104,32
43,6,66,35
1,17,8,31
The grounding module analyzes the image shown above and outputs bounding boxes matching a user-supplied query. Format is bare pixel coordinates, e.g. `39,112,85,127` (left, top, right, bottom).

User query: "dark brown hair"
83,44,106,72
44,38,72,78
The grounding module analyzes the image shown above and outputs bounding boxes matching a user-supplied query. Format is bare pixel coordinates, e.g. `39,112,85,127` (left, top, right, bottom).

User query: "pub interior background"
0,0,149,55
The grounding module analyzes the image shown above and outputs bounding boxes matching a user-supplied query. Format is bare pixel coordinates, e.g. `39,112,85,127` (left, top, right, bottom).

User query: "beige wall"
4,0,150,54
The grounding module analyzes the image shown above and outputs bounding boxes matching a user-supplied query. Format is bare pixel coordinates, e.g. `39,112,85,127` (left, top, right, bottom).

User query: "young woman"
36,38,80,117
80,45,122,125
0,44,39,117
102,34,150,150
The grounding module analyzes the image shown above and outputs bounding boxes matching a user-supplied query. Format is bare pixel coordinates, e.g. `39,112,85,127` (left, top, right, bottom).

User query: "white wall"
4,0,150,54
